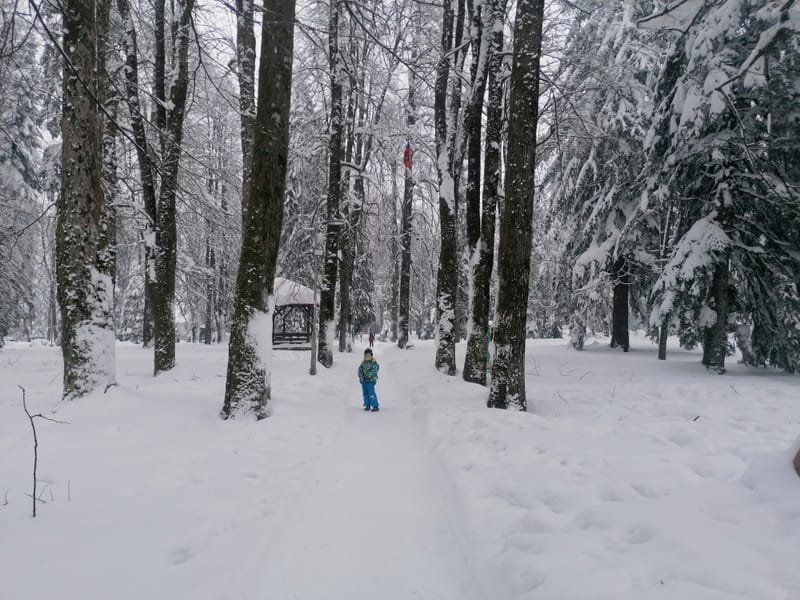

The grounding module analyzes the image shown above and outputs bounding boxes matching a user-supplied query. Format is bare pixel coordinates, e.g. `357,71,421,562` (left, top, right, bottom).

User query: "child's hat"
364,348,373,356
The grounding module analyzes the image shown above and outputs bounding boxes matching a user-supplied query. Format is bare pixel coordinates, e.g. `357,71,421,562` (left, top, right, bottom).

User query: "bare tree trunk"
223,0,296,419
152,0,195,375
117,0,156,348
390,161,399,342
398,62,416,349
433,0,462,376
702,259,729,374
463,0,503,384
236,0,256,226
610,256,630,352
318,0,344,368
658,318,669,360
487,0,545,411
57,0,116,399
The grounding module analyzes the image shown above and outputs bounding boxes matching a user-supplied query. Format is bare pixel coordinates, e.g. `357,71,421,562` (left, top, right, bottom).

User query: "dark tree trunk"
433,0,463,376
337,85,358,354
318,0,344,368
390,162,399,342
610,256,630,352
463,0,503,384
398,63,416,350
204,217,215,345
487,0,545,410
57,0,116,399
152,0,195,375
117,0,156,348
702,259,729,374
222,0,296,419
236,0,256,226
658,317,669,360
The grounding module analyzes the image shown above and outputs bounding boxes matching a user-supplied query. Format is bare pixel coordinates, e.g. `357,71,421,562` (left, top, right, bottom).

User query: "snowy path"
256,353,487,600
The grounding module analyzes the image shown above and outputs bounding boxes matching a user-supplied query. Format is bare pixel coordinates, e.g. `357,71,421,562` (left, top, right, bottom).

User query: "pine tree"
642,0,800,373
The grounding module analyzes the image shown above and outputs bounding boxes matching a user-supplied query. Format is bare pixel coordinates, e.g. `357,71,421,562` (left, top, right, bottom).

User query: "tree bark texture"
702,259,730,374
222,0,296,419
57,0,116,399
487,0,545,410
398,62,416,349
610,256,630,352
236,0,256,225
390,161,399,342
463,0,503,385
152,0,195,375
658,318,669,360
433,0,461,376
318,0,344,368
117,0,157,348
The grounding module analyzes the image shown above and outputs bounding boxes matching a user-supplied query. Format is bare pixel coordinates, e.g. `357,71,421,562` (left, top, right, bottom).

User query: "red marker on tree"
403,141,413,170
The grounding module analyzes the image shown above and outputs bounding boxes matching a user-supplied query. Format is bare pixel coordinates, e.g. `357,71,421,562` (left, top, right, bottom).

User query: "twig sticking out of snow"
19,386,68,518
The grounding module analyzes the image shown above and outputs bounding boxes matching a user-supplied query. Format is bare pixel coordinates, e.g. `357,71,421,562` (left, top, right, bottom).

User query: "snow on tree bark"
57,0,116,399
463,0,504,384
152,0,195,376
222,0,296,420
487,0,545,411
318,0,345,368
398,58,416,350
434,0,462,376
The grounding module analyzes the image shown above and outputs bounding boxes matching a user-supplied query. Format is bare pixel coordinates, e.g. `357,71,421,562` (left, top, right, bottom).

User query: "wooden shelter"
273,277,315,348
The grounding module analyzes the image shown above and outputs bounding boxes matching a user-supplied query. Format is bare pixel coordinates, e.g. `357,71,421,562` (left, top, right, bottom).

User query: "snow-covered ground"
1,335,798,599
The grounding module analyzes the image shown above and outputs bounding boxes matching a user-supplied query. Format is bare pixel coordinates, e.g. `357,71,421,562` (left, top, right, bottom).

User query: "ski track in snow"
251,355,487,600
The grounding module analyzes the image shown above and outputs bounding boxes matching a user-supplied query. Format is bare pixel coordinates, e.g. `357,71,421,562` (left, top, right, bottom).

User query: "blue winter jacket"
358,357,379,383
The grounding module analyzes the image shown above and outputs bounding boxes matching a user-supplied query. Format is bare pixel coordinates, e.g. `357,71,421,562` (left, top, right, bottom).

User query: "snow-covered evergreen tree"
642,0,800,373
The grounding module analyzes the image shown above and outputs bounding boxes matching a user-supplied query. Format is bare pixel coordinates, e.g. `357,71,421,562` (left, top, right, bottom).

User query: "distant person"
368,331,375,346
358,348,380,412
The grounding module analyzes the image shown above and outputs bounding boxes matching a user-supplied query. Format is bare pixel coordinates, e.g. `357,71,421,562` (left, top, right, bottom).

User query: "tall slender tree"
57,0,116,399
433,0,463,375
463,0,504,383
236,0,256,225
487,0,545,410
318,0,345,368
223,0,297,419
397,60,416,349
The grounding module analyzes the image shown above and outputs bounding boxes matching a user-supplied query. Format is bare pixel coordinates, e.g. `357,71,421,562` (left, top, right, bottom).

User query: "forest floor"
1,334,799,599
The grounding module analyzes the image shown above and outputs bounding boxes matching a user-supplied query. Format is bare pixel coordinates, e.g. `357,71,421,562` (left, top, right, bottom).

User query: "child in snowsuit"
358,348,380,411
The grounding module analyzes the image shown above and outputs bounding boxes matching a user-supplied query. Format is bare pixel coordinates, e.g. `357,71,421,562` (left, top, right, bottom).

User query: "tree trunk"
610,256,630,352
398,62,416,350
117,0,156,348
658,317,669,360
433,0,462,376
390,162,399,342
487,0,545,410
57,0,116,399
793,447,800,478
703,259,729,374
463,0,503,384
236,0,256,226
317,0,344,368
152,0,195,375
222,0,296,419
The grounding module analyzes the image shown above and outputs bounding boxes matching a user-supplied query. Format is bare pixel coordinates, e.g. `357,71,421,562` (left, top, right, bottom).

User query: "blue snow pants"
361,381,379,409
